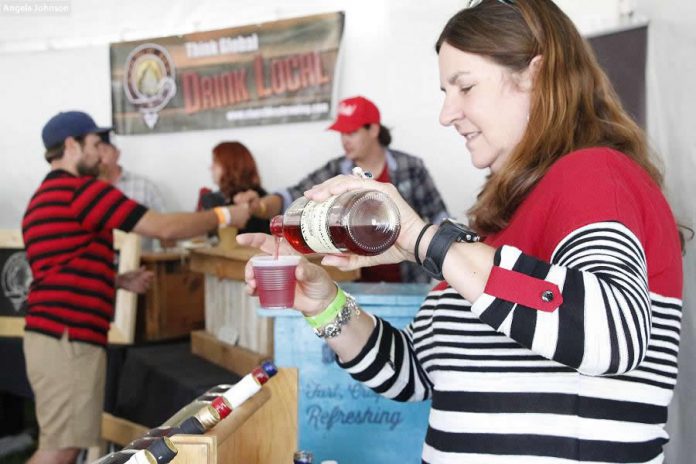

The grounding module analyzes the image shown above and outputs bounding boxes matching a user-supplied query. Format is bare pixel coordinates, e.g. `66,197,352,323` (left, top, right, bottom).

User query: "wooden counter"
189,245,360,282
188,246,359,355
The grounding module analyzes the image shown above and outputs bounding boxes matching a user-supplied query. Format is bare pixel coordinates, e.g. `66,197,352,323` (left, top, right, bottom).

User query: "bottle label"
222,374,262,409
300,196,341,253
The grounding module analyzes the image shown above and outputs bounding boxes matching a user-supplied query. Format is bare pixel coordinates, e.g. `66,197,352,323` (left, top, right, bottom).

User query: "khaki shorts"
23,331,106,450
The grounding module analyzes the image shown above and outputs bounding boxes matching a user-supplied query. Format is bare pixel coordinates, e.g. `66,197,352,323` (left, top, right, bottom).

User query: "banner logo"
1,251,31,312
123,43,177,129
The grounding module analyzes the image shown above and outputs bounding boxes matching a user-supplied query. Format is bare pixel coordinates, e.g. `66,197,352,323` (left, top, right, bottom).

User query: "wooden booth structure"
102,365,298,464
99,238,356,463
188,244,359,359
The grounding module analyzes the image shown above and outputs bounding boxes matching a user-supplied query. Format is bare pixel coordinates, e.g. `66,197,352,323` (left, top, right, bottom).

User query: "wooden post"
108,230,142,344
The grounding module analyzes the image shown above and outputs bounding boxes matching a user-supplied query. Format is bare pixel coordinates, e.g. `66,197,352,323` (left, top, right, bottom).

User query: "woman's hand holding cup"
238,232,338,317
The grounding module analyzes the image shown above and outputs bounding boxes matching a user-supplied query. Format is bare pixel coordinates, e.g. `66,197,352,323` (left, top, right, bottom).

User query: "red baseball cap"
327,96,381,133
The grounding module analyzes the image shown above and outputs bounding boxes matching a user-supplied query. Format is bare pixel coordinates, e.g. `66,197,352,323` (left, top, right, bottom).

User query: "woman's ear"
518,55,542,92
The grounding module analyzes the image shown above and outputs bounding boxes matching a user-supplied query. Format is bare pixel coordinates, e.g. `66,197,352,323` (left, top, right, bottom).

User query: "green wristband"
304,286,346,329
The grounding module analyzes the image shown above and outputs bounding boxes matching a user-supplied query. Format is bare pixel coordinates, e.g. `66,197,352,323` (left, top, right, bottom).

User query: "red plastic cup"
251,255,301,309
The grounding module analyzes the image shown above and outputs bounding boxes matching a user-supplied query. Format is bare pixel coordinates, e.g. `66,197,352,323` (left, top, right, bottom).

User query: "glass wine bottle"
123,427,188,454
162,361,277,428
123,437,178,463
92,448,159,464
139,421,204,439
293,450,314,464
271,190,400,256
161,393,218,428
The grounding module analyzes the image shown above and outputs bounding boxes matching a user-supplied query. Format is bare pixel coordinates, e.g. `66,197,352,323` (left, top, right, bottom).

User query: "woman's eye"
460,85,474,94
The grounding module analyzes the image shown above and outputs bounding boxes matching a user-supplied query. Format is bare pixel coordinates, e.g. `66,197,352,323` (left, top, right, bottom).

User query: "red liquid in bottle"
328,224,394,256
270,218,314,254
270,190,400,256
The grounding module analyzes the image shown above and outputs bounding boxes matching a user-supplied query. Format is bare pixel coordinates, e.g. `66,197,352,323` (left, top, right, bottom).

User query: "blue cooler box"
259,282,433,463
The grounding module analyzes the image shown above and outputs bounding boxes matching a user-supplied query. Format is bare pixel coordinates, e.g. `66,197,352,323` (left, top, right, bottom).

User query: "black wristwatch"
422,218,480,280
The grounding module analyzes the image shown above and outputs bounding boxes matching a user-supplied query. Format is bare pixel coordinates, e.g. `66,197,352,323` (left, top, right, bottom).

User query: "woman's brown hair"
436,0,664,237
212,141,262,199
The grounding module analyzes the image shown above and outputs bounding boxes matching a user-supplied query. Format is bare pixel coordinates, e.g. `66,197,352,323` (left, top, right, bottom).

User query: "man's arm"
255,194,283,219
116,267,154,293
71,178,249,241
132,205,250,241
234,191,283,220
236,159,343,220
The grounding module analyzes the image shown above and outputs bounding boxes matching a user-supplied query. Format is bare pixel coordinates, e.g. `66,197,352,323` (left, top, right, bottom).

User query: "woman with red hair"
197,141,270,234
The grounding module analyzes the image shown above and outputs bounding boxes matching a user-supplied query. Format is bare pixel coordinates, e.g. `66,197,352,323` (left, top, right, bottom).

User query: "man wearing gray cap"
22,111,251,464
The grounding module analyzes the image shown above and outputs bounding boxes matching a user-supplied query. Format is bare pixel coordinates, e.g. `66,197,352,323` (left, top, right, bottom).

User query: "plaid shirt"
277,149,449,283
117,169,165,212
117,169,164,250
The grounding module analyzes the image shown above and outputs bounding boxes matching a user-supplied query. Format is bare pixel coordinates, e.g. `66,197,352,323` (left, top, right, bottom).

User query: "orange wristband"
214,207,231,226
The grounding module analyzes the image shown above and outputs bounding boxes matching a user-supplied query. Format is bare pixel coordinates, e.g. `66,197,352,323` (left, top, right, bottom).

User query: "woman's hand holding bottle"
302,174,426,271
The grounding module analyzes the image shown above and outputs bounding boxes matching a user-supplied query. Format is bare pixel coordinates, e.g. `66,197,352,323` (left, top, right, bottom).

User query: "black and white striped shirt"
338,149,683,463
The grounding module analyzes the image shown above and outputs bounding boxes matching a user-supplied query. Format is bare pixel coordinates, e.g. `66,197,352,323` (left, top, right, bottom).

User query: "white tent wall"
0,0,618,225
4,1,694,461
635,1,696,463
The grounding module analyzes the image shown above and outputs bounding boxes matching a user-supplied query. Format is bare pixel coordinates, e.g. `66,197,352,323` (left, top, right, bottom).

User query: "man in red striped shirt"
22,111,251,464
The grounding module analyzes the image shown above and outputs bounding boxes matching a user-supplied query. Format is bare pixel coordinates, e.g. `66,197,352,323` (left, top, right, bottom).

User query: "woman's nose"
439,94,463,127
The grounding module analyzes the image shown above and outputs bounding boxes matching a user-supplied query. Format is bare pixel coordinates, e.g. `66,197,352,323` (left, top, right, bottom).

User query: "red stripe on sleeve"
484,266,562,312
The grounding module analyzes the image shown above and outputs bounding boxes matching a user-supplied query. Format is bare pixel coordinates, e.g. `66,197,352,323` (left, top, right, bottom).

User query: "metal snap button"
541,290,554,302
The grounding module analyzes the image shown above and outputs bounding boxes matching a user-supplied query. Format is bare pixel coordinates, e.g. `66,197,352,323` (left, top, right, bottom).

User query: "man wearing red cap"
235,96,449,283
